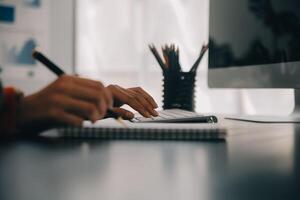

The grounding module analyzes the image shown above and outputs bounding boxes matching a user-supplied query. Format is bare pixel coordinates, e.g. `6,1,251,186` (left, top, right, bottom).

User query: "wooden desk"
0,119,299,200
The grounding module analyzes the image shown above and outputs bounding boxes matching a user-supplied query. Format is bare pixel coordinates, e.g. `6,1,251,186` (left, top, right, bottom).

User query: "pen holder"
162,71,196,111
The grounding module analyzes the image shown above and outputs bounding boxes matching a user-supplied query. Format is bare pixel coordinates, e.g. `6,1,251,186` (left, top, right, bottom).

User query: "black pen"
32,49,126,125
32,50,65,76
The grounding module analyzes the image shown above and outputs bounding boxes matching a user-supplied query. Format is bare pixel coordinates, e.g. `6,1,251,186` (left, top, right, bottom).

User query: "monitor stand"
226,89,300,123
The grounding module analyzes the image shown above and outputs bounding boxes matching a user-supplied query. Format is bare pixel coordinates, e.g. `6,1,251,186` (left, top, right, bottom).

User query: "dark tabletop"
1,118,300,200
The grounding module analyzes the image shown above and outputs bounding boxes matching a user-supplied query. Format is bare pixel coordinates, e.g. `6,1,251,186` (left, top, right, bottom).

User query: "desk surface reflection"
0,119,299,200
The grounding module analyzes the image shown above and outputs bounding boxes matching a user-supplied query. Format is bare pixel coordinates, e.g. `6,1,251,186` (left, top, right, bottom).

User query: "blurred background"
0,0,294,115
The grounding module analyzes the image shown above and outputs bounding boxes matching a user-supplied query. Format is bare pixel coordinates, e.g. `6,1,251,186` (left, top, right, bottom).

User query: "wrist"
1,87,24,137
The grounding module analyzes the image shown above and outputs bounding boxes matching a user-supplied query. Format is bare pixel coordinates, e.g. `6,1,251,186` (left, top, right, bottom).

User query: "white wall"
0,0,75,95
1,0,293,115
49,0,74,75
76,0,294,115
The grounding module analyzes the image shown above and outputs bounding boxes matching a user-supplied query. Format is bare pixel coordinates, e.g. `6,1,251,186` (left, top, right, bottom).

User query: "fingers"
107,84,126,104
50,76,157,127
126,89,158,117
63,85,111,113
108,85,158,118
60,75,112,110
75,76,113,108
103,87,113,108
54,110,84,127
49,75,112,124
127,98,152,118
131,87,158,108
110,107,134,119
112,85,153,117
20,75,115,132
107,85,124,107
62,75,113,108
54,95,106,122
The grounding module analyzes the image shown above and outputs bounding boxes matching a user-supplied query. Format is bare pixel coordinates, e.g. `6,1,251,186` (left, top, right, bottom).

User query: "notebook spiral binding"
58,126,226,140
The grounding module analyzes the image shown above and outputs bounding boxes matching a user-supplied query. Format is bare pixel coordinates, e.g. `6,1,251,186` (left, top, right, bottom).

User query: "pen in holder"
149,44,208,112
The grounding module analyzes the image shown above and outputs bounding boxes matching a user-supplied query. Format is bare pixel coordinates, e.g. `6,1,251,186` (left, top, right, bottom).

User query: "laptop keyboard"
130,109,218,123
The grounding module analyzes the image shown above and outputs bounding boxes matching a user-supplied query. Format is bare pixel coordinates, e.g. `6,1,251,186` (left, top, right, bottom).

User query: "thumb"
110,107,134,120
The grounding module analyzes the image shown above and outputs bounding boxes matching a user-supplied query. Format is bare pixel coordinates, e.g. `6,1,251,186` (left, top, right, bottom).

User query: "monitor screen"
209,0,300,88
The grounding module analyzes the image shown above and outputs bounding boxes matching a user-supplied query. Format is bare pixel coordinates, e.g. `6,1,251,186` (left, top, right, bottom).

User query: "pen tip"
32,48,41,58
32,50,37,58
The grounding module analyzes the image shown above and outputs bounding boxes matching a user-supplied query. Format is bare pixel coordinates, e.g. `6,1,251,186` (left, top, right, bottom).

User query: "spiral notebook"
57,119,227,140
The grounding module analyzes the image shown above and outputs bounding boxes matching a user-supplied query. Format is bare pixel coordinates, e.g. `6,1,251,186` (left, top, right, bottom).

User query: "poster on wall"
0,0,51,92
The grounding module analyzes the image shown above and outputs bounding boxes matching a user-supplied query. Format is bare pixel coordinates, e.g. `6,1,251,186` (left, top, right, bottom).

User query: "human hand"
18,75,112,134
107,85,158,119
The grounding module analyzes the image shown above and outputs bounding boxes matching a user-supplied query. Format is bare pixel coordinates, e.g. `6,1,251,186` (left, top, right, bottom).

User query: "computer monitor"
208,0,300,122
